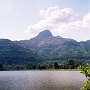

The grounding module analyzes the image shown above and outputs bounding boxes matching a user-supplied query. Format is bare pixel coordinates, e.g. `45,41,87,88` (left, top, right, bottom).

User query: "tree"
81,64,90,90
0,64,4,70
54,62,59,69
81,64,90,79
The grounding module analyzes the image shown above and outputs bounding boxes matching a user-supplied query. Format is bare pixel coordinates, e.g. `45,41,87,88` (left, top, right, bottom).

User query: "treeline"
0,59,83,70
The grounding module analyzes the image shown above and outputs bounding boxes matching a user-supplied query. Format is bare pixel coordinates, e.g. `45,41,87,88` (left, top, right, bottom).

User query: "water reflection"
0,71,86,90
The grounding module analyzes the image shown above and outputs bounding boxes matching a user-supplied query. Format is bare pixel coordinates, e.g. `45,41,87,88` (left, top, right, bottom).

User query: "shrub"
81,80,90,90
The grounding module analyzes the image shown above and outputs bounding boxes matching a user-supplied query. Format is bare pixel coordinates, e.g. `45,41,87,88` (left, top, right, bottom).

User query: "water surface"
0,71,86,90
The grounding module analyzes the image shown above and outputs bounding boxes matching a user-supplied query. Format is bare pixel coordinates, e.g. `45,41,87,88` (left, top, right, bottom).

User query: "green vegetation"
80,64,90,90
81,80,90,90
0,59,83,70
80,64,90,78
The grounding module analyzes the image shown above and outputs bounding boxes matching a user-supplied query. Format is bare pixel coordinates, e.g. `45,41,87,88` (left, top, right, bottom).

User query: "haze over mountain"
0,30,90,64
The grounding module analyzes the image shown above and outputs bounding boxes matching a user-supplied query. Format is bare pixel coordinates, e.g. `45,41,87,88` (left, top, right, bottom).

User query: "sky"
0,0,90,41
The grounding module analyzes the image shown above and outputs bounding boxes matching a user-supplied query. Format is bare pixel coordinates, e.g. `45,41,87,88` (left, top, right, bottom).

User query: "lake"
0,71,86,90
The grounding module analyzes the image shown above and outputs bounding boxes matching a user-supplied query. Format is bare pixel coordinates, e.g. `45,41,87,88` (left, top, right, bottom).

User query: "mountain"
16,30,90,63
0,39,35,64
17,30,53,48
0,30,90,64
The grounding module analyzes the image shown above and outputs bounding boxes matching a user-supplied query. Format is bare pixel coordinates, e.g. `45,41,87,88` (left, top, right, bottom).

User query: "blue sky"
0,0,90,41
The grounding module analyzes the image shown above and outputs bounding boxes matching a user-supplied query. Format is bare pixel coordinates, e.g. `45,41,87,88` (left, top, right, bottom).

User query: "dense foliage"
80,64,90,90
81,80,90,90
0,59,82,70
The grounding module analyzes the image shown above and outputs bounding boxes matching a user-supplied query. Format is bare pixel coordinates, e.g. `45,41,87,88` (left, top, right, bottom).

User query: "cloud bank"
26,6,90,41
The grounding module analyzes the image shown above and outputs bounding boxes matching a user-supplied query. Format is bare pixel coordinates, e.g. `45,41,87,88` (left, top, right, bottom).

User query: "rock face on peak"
37,30,53,39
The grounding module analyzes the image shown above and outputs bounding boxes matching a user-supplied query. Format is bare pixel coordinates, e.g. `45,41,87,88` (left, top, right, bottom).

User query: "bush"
81,80,90,90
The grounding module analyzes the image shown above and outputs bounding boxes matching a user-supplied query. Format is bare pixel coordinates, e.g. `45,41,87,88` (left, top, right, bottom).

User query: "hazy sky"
0,0,90,41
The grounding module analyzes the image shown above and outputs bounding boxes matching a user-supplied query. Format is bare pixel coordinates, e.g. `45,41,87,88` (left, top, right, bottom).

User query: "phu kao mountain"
0,30,90,64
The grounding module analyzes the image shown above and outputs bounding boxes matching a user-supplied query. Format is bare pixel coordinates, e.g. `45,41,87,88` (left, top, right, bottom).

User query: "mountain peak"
37,30,53,39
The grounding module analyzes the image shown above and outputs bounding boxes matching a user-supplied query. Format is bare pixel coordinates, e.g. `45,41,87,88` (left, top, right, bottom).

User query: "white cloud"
27,7,90,41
